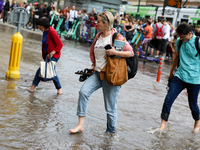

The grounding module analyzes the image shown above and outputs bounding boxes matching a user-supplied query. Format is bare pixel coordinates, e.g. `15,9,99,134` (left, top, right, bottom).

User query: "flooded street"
0,22,200,150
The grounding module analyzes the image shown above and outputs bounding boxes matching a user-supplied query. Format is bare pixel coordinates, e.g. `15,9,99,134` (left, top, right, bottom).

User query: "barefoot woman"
28,17,63,94
69,11,133,133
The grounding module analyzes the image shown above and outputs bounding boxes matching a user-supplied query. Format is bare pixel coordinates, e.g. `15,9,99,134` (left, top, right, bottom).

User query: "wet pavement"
0,22,200,150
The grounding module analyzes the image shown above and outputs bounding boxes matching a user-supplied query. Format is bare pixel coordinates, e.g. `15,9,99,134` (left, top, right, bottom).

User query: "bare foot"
159,126,165,131
193,121,199,133
28,84,36,93
193,127,199,133
159,119,167,131
69,125,84,133
57,89,62,95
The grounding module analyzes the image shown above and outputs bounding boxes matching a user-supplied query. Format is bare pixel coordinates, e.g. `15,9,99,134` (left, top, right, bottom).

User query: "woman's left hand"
105,47,117,56
47,51,56,59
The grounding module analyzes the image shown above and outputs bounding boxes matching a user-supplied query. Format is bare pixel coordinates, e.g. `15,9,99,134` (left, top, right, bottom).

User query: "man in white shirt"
161,19,170,57
26,3,31,14
69,5,77,29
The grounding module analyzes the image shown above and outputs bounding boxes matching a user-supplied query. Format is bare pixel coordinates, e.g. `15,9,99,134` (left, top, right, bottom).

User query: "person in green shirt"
159,23,200,133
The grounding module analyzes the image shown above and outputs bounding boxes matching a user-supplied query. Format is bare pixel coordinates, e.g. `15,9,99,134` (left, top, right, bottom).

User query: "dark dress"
125,25,132,40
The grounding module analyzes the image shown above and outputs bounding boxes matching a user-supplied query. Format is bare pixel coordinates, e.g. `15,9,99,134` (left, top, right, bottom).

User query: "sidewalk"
0,19,43,35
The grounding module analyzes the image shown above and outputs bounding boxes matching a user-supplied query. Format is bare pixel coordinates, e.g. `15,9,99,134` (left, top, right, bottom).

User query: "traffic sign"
10,7,29,27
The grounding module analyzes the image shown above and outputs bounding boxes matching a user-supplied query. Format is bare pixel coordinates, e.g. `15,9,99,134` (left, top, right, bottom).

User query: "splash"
147,127,163,134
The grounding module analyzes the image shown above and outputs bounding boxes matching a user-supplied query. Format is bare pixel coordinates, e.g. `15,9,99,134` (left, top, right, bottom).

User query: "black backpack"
112,32,138,79
178,36,200,67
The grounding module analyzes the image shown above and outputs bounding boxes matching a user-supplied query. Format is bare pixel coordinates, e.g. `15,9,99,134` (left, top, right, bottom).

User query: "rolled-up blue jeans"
161,76,200,121
32,57,62,90
77,72,121,133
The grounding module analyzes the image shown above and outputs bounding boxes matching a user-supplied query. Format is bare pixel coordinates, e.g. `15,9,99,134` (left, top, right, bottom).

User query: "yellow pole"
6,32,23,79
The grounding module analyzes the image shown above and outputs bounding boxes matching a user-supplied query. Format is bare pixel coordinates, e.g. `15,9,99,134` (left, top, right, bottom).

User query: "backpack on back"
155,24,164,40
112,32,138,79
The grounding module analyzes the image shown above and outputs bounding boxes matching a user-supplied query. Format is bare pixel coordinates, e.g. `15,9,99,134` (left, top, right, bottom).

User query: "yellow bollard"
6,32,23,79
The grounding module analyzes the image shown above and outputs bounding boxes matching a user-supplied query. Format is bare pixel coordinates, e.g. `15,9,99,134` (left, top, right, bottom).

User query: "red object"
42,27,63,60
87,17,96,27
155,24,164,40
1,10,3,18
156,57,163,82
34,2,38,5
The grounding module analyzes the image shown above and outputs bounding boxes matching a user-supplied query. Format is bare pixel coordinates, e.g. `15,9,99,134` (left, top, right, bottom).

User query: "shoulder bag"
100,34,128,86
40,54,56,81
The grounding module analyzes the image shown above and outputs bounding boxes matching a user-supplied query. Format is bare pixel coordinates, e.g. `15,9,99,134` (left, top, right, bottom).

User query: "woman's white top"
94,34,112,72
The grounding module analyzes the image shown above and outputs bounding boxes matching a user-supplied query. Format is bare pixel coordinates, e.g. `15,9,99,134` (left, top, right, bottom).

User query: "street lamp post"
162,0,168,18
136,0,141,20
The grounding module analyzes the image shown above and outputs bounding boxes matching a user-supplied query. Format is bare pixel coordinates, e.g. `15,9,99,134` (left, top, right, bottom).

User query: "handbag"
40,54,56,81
100,56,128,86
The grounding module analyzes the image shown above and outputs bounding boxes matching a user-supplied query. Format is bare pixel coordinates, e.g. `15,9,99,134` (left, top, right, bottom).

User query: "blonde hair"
98,11,114,30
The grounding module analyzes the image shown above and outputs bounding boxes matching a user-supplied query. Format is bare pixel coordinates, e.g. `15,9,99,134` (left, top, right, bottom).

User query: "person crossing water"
159,23,200,133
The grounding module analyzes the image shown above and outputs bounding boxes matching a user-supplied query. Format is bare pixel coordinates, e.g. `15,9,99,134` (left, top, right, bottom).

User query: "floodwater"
0,22,200,150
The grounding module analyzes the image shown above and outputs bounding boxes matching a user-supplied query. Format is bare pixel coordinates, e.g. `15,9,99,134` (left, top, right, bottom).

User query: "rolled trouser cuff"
161,113,169,121
193,115,200,121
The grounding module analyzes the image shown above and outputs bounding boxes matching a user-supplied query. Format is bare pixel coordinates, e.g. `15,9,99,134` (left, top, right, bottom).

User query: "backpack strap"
155,23,158,29
160,25,164,30
195,36,200,57
177,39,183,68
112,32,118,46
178,39,183,51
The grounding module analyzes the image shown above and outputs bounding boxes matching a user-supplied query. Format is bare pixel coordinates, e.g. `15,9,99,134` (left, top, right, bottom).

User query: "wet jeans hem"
193,115,200,121
77,113,86,117
106,129,116,133
161,113,169,121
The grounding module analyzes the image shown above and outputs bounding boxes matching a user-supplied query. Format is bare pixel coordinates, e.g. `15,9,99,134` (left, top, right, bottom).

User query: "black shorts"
149,38,168,53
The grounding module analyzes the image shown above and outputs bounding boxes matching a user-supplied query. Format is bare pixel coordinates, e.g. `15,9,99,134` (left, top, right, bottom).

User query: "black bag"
126,31,133,41
112,32,138,79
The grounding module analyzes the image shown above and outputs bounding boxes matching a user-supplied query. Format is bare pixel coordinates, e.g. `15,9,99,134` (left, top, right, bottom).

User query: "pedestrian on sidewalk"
69,11,133,134
28,17,63,94
159,23,200,133
2,0,9,23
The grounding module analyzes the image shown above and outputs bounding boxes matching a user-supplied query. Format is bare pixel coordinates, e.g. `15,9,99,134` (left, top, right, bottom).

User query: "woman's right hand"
90,64,95,72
